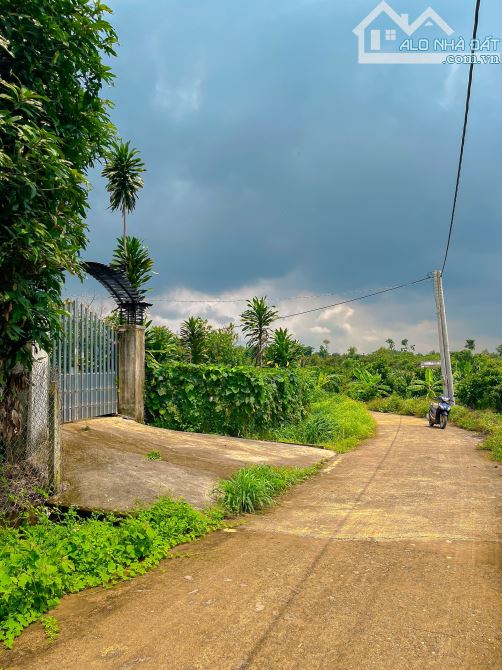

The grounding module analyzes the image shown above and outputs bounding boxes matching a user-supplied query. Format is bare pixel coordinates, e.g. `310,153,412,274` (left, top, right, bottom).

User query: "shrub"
216,464,315,515
146,362,315,437
271,395,376,453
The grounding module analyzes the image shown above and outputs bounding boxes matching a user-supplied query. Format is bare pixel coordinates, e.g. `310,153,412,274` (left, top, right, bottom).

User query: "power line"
441,0,482,276
275,276,432,320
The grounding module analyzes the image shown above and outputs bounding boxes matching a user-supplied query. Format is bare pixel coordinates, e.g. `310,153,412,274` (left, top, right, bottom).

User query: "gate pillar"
118,325,145,423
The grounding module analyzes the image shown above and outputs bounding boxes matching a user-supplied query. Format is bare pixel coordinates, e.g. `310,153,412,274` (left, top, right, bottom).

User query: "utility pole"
433,270,455,402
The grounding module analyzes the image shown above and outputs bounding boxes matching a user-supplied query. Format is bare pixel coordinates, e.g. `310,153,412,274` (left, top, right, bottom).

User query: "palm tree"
240,297,278,367
102,140,145,245
110,236,154,298
266,328,302,368
180,316,209,364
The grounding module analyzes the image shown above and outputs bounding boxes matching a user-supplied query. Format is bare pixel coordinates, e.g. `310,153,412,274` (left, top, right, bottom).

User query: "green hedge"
146,362,314,436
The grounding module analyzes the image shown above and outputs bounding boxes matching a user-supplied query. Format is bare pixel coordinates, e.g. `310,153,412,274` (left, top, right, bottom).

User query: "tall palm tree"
180,316,209,364
240,297,278,367
102,140,145,245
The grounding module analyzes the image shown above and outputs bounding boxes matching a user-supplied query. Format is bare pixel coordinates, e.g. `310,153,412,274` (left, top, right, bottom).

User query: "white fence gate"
51,301,118,422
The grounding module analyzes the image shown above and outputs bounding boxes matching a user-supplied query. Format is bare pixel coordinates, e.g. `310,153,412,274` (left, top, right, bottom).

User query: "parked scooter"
428,396,452,429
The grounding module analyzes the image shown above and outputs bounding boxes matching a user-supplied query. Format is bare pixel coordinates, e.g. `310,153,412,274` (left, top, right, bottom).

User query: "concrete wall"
118,325,145,423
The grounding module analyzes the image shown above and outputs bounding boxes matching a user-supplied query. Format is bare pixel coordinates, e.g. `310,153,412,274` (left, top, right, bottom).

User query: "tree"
465,339,476,351
266,328,302,368
386,338,395,350
497,344,502,357
180,317,209,364
102,140,145,245
350,368,390,401
400,339,409,352
0,1,117,456
110,236,154,298
322,339,331,353
145,325,181,369
407,369,443,398
240,297,278,367
206,324,245,366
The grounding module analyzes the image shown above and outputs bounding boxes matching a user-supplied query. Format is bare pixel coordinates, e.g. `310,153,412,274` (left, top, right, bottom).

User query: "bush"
367,395,502,462
0,499,223,648
146,362,315,437
271,395,376,453
215,464,315,515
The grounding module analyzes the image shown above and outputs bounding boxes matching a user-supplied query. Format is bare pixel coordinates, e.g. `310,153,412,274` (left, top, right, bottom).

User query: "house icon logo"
353,1,454,64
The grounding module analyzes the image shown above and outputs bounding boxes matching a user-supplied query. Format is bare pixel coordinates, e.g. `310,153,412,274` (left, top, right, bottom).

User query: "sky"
69,0,502,353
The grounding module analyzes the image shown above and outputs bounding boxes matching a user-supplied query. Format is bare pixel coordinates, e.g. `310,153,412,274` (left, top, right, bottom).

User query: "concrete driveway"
52,417,332,511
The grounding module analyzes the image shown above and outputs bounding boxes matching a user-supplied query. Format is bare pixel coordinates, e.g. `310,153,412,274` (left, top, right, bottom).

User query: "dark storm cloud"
77,0,502,349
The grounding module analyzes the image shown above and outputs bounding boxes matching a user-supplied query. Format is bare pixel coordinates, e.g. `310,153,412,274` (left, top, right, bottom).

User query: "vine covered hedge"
146,362,315,436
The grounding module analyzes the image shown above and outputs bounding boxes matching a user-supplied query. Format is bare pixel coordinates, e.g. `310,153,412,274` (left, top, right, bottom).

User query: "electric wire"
441,0,482,275
275,276,431,320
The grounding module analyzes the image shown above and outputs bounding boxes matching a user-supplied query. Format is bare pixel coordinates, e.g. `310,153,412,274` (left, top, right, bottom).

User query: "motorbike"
428,396,452,429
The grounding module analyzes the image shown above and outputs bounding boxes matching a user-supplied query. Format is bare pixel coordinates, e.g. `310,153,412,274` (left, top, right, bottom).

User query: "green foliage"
407,368,443,398
349,367,390,401
206,325,246,366
102,140,145,238
110,236,154,298
146,362,314,437
464,339,476,351
216,464,316,515
240,297,278,367
368,395,502,462
180,316,209,364
271,394,376,453
40,615,59,644
266,328,302,368
0,498,222,647
145,324,181,369
0,0,117,376
146,450,161,461
456,362,502,412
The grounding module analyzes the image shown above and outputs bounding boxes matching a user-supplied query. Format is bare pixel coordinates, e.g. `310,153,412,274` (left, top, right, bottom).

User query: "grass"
269,394,376,453
215,464,318,515
367,395,502,462
0,463,317,648
146,450,162,461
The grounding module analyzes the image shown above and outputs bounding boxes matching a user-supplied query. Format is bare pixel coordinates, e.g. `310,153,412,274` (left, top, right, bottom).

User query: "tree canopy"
0,0,117,376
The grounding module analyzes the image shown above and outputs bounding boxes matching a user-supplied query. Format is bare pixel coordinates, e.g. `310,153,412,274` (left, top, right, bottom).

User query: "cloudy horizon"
66,0,502,353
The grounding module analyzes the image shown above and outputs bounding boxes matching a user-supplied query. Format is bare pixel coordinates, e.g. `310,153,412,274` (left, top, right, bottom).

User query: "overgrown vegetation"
0,463,317,647
0,498,223,648
368,395,502,462
146,362,314,436
270,395,376,453
216,464,317,515
0,0,118,453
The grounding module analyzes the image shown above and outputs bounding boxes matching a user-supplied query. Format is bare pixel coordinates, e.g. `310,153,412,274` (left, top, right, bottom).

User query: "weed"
216,464,316,515
270,395,376,453
41,616,59,644
146,450,161,461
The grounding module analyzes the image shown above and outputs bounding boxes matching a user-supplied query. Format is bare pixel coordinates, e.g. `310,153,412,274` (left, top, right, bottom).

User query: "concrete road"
2,413,501,670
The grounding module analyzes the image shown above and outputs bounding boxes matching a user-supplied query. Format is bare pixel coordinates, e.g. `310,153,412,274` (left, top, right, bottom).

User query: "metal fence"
50,301,118,422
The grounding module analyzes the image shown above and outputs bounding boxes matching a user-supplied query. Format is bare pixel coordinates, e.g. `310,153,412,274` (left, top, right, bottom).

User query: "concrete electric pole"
433,270,455,402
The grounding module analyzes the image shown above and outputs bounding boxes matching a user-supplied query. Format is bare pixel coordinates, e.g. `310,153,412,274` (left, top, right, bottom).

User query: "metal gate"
51,301,118,422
